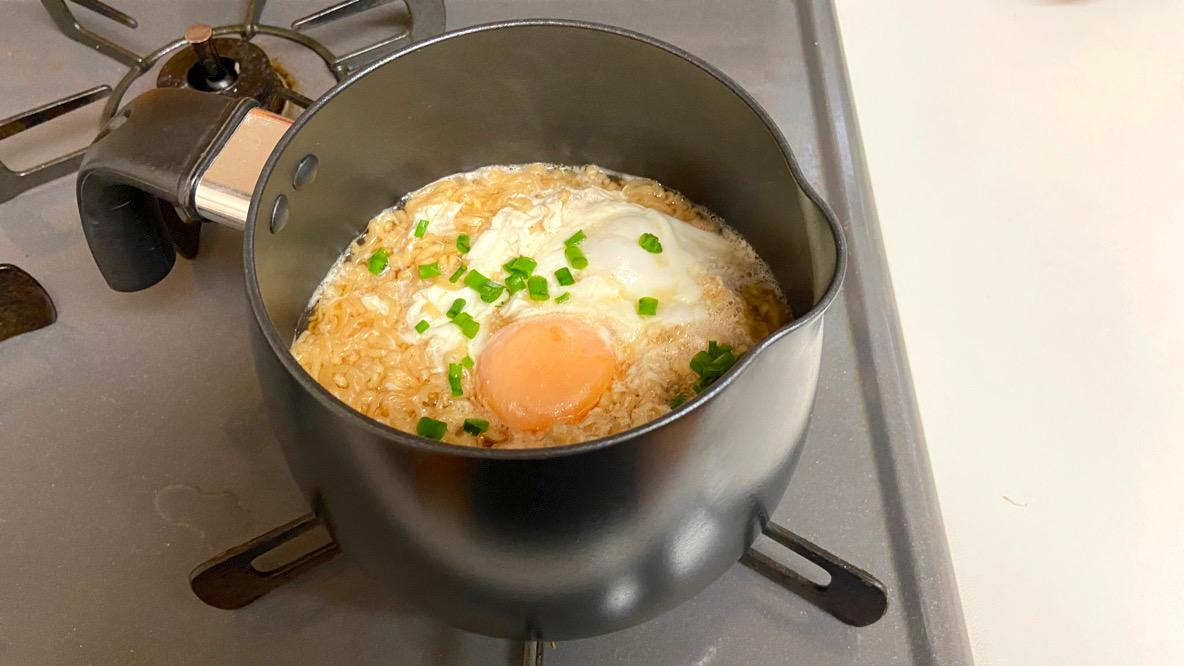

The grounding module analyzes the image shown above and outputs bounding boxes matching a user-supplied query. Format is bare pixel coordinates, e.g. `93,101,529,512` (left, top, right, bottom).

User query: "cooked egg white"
401,186,742,363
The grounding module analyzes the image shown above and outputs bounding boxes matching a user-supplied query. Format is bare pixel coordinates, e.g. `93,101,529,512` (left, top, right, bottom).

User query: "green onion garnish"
416,416,446,440
461,355,474,369
446,298,466,319
414,219,429,238
449,265,467,283
367,248,388,275
564,245,588,270
448,362,463,396
527,275,549,301
555,292,572,304
505,272,526,294
414,320,430,334
690,340,739,392
638,233,663,254
418,262,441,279
463,269,490,290
452,312,480,339
503,256,537,276
463,418,489,436
456,234,471,254
564,230,586,246
637,297,658,316
554,267,575,286
477,281,505,304
668,393,688,409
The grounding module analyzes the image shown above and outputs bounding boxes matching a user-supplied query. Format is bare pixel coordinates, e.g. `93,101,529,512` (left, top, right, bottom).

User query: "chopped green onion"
477,281,505,303
668,393,688,409
690,340,740,393
449,265,467,283
418,262,441,279
503,256,538,276
505,272,526,294
416,416,446,440
463,418,489,436
637,297,659,316
446,298,466,319
564,245,588,270
564,230,586,246
690,341,733,374
448,363,463,396
638,233,663,254
414,219,429,238
555,292,572,304
554,267,575,286
452,312,480,339
414,319,430,334
527,275,549,301
367,248,389,274
456,234,471,254
463,269,490,290
461,355,474,369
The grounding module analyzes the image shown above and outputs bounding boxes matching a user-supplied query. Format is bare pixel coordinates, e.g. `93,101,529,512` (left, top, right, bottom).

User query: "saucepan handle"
76,87,290,291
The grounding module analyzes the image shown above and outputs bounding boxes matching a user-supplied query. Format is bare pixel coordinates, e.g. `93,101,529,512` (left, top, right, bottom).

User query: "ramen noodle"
292,164,788,448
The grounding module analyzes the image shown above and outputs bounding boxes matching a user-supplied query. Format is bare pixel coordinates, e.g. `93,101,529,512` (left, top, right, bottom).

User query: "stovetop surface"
0,1,970,663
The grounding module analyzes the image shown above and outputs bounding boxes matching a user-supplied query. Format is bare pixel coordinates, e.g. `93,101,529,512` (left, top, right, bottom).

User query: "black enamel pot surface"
74,21,865,639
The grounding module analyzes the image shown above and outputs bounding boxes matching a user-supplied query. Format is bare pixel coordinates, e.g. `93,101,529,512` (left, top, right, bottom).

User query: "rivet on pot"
269,194,289,233
292,154,318,190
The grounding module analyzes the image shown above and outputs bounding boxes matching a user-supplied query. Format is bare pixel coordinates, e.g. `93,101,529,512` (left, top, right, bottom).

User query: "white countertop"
834,2,1184,663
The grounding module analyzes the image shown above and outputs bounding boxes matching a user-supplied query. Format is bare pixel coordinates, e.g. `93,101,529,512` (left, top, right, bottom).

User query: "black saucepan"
75,21,847,639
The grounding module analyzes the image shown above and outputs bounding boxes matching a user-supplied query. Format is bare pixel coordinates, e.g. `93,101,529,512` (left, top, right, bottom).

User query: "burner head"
157,25,287,113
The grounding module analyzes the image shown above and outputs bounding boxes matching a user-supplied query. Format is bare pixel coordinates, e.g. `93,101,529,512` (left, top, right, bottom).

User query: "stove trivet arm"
0,85,111,204
40,0,143,67
189,513,339,610
243,0,265,35
292,0,394,31
65,0,137,28
0,264,58,342
291,0,446,77
521,639,544,666
741,521,889,627
191,514,544,665
275,87,316,110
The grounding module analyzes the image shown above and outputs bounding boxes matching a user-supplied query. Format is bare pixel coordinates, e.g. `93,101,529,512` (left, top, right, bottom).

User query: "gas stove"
0,1,970,663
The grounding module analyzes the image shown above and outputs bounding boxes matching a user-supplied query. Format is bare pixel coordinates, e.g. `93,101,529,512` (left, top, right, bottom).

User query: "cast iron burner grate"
0,2,888,661
1,0,444,206
189,511,887,664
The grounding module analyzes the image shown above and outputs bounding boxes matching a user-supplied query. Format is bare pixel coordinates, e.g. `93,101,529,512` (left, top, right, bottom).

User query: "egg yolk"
476,316,616,431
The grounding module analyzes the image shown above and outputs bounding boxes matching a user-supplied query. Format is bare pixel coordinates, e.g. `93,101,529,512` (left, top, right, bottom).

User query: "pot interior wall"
250,23,838,343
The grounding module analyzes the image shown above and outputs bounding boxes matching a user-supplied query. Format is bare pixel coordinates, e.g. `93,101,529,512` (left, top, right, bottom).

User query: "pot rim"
243,18,848,461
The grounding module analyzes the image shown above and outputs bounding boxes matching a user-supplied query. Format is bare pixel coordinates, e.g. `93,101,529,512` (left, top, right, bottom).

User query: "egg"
476,315,617,430
395,186,745,429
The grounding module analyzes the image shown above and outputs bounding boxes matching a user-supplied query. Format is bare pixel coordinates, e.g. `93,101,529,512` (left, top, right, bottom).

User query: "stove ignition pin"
184,24,233,90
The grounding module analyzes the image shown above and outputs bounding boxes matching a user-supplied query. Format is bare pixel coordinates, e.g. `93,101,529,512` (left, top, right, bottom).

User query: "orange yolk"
476,315,617,431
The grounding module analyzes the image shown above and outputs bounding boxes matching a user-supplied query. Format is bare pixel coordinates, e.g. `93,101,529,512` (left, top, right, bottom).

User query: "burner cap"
157,24,287,113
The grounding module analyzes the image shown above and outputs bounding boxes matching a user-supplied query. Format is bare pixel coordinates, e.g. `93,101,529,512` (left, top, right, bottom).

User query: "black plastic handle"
741,521,889,627
76,88,256,292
